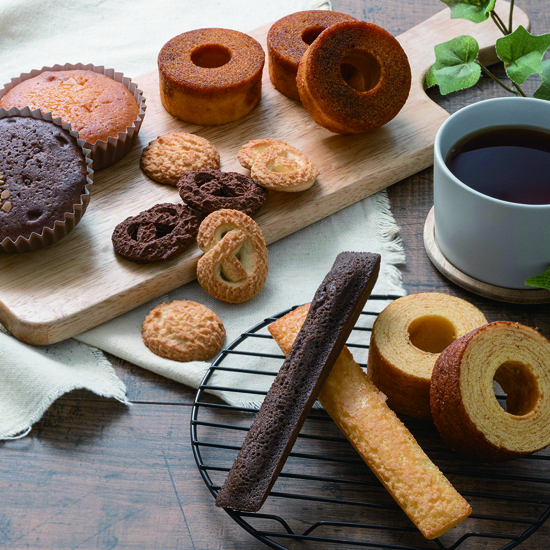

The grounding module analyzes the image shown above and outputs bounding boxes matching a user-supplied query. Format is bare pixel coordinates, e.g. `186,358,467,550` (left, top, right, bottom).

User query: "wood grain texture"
0,3,528,345
4,1,550,549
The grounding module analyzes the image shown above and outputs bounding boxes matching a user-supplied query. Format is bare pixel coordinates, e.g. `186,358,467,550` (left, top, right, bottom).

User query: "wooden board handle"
399,2,530,85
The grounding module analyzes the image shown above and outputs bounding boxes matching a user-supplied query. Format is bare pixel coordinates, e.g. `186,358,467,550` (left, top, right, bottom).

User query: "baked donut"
431,322,550,463
296,21,411,134
158,28,265,125
367,293,487,418
267,11,356,101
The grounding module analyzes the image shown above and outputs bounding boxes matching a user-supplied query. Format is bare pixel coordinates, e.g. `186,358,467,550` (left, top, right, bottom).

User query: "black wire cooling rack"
191,295,550,550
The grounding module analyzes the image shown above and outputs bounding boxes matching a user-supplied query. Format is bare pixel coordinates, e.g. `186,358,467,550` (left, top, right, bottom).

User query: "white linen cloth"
0,0,406,439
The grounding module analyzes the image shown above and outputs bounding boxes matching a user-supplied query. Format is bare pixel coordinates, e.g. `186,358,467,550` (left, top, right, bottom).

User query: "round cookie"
297,21,411,134
142,300,226,362
237,138,288,170
196,209,268,303
367,293,488,418
0,70,139,145
178,169,268,216
250,142,318,192
141,132,220,186
112,203,199,262
431,322,550,463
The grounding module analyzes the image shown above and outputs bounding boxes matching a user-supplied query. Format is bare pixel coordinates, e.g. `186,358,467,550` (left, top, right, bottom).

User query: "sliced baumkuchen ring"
297,21,411,134
158,28,265,125
431,322,550,463
267,10,356,100
367,293,487,418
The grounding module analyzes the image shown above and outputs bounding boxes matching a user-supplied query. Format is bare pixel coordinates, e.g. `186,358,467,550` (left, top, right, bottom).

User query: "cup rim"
434,96,550,210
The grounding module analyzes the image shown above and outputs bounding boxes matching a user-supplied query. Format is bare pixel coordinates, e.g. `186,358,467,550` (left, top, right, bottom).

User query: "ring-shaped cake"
296,21,411,134
267,10,356,101
158,28,265,125
431,321,550,463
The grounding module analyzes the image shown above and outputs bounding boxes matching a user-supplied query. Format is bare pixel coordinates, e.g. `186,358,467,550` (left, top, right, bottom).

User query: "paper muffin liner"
0,63,146,170
0,107,93,254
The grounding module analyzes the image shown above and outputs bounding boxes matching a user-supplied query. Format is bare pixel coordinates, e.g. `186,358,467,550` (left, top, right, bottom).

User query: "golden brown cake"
269,304,472,540
158,28,264,125
0,70,139,145
296,21,411,134
367,293,487,418
267,10,356,100
431,321,550,463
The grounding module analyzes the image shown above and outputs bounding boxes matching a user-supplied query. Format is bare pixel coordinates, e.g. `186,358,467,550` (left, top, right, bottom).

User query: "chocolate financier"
215,251,381,512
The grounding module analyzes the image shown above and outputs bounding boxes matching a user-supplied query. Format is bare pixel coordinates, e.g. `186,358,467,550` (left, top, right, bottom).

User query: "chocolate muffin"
0,116,88,245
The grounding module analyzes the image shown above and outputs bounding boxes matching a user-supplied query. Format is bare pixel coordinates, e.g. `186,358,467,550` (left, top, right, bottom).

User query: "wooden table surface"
2,1,550,549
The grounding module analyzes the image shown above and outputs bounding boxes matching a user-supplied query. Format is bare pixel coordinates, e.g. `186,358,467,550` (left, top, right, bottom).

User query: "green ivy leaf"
425,36,481,94
440,0,496,23
496,25,550,84
525,266,550,291
534,59,550,100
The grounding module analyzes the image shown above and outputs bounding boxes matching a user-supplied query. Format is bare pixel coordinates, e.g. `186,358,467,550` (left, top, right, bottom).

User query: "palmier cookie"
141,132,220,186
196,209,268,303
237,138,287,170
250,142,318,192
142,300,225,362
112,203,199,262
178,169,268,216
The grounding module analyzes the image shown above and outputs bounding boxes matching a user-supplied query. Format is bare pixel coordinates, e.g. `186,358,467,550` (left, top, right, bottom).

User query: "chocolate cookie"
0,116,88,244
112,203,199,262
178,169,268,216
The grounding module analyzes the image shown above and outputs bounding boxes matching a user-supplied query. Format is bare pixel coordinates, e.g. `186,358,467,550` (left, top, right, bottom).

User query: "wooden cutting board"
0,4,529,345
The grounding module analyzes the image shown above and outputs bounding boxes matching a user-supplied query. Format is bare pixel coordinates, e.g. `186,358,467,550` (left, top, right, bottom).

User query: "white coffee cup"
434,97,550,289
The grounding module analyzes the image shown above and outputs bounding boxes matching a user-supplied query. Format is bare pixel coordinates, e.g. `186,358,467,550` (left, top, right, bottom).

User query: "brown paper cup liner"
0,63,146,170
0,107,93,254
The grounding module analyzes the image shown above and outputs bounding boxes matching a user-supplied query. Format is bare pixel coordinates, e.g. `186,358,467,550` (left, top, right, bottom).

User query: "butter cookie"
250,142,318,192
141,132,220,186
196,209,268,303
142,300,225,362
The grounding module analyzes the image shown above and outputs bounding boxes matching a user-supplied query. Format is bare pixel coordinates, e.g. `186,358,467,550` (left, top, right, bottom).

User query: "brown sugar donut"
431,322,550,463
158,28,265,125
296,21,411,134
267,11,356,101
367,293,487,418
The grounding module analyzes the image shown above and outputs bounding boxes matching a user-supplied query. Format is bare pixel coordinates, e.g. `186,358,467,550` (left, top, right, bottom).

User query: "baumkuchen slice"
431,321,550,463
215,251,380,512
367,293,487,418
269,304,472,540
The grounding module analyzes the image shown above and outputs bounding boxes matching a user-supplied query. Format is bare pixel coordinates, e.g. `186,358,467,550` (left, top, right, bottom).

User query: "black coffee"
445,126,550,205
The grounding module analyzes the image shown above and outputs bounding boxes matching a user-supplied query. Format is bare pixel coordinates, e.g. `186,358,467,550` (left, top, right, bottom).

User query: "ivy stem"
512,81,527,97
508,0,515,34
477,61,520,95
491,11,509,35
